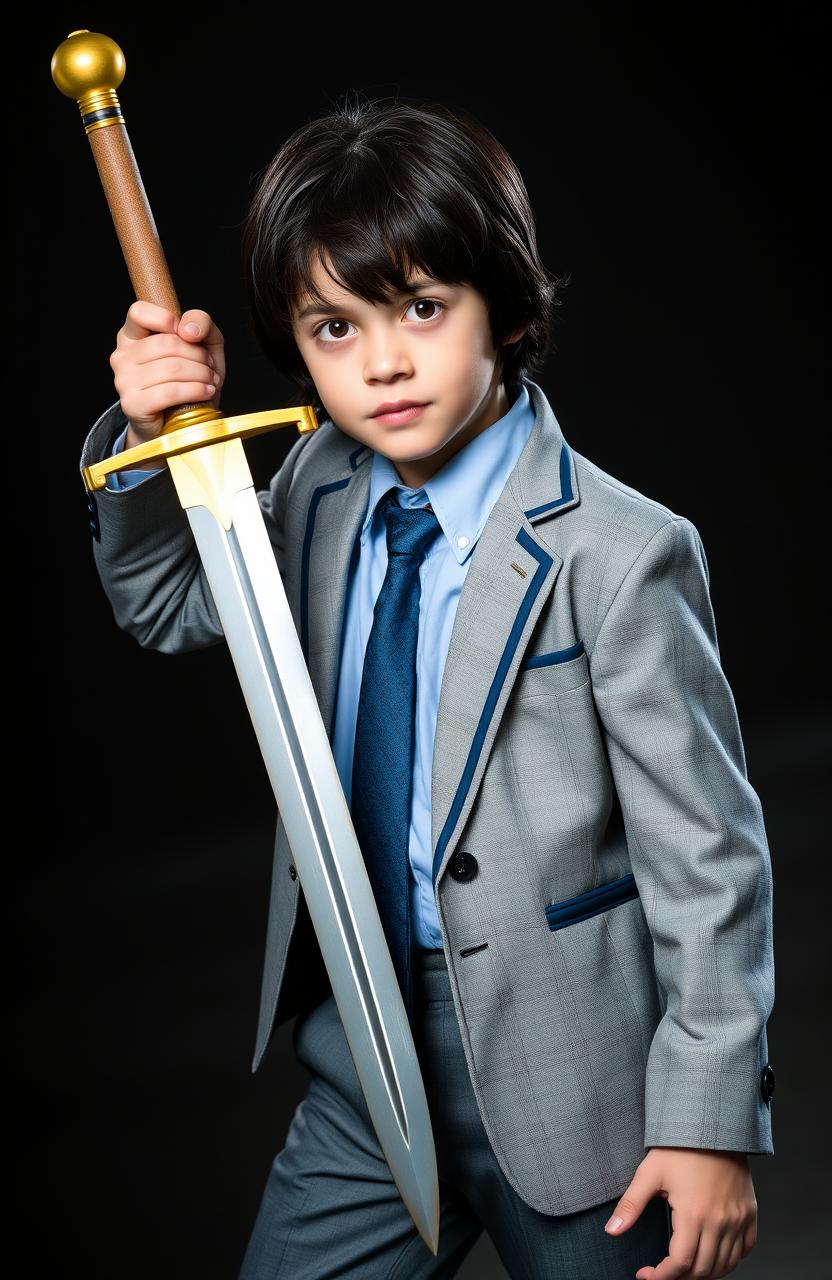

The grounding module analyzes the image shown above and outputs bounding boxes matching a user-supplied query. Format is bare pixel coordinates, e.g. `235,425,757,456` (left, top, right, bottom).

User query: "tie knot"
382,495,441,561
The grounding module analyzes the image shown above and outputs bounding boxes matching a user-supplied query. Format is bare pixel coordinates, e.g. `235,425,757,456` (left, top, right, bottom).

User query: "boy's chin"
363,422,440,453
373,438,441,463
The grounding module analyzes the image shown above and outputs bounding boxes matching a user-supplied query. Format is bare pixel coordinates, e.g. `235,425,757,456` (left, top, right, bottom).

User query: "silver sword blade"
183,481,440,1255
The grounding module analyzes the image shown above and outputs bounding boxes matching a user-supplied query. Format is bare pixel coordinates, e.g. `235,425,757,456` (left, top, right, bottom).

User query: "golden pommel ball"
51,29,126,113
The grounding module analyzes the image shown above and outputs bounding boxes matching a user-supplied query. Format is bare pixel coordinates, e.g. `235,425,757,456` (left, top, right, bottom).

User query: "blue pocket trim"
546,872,639,931
521,638,585,670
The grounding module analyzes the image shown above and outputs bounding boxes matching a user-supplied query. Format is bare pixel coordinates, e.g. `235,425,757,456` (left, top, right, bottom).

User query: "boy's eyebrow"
296,276,443,321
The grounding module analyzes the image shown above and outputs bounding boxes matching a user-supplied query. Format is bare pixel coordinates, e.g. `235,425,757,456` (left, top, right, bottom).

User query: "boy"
81,95,774,1279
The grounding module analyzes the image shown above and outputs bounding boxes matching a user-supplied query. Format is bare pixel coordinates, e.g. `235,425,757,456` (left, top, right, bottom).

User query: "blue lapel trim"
348,443,371,470
301,476,352,660
524,441,574,519
432,526,553,884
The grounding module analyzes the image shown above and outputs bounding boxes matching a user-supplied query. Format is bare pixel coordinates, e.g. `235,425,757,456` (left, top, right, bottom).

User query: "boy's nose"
363,334,415,381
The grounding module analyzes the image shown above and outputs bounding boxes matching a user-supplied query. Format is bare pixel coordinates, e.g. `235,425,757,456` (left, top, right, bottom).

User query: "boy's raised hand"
109,301,226,464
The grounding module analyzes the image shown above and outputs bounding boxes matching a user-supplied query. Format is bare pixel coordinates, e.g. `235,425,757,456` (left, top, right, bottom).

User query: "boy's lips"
370,399,429,417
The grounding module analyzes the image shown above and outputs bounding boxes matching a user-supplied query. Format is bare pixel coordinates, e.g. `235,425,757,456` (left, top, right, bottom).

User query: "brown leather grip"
87,121,202,423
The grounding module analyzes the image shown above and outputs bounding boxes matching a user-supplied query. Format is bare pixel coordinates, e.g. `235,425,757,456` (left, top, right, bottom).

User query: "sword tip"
411,1183,441,1255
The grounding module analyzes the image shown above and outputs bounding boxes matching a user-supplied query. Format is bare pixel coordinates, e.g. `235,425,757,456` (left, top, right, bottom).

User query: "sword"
52,28,440,1255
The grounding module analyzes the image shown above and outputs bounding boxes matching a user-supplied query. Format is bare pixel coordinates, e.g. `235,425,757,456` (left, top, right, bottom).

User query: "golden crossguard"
81,404,318,496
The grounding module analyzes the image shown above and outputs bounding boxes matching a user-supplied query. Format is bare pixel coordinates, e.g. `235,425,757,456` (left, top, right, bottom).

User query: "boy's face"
291,253,525,489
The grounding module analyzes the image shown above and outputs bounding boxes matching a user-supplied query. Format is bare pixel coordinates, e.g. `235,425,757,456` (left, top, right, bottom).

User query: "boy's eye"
313,318,354,343
406,298,444,323
312,298,445,344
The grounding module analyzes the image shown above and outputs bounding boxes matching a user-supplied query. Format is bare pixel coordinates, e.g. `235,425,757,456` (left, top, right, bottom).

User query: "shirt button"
288,864,297,881
457,535,469,549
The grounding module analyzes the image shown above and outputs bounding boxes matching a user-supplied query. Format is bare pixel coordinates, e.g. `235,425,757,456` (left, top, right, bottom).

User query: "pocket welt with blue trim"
545,872,639,931
520,638,585,670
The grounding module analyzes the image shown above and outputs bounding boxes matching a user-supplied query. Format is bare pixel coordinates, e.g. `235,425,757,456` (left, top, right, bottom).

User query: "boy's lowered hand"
109,300,226,465
604,1146,757,1278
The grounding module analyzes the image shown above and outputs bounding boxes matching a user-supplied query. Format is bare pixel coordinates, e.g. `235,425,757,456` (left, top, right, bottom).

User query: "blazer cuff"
79,399,187,563
643,1036,775,1154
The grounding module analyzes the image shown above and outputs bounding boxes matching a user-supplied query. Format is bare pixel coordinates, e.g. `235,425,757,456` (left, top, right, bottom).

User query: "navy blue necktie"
351,489,442,1026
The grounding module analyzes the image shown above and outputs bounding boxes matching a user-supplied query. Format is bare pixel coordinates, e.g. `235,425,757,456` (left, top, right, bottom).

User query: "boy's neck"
391,381,512,489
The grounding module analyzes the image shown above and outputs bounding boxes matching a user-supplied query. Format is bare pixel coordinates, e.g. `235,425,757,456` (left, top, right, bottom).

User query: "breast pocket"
513,639,589,700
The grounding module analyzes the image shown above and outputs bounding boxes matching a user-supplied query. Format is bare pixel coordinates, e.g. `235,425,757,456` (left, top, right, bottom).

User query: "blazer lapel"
298,436,373,739
430,378,581,886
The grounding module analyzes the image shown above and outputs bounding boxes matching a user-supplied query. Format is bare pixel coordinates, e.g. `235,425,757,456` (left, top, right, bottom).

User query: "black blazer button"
86,491,101,541
449,850,478,882
288,863,297,881
760,1062,775,1105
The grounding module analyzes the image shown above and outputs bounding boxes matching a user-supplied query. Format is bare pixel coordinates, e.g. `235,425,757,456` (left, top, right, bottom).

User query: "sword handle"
51,29,206,432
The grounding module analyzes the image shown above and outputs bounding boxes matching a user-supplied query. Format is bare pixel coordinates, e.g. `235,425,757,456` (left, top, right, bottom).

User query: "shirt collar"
358,383,535,565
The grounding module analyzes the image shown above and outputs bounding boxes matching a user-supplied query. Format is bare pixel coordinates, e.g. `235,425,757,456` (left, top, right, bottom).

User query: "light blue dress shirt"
105,428,165,488
107,385,537,947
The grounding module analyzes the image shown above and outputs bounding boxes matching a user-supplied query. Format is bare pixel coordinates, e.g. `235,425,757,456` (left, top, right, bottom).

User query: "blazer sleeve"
79,398,311,653
589,514,775,1155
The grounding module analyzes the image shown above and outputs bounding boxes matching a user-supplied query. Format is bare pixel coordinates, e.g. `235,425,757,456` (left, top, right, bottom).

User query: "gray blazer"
79,376,775,1216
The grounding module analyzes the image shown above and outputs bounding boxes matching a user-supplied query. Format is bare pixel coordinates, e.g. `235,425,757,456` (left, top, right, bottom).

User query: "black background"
15,8,827,1276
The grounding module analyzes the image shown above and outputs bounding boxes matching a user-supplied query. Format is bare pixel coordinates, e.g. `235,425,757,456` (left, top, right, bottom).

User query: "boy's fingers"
119,302,225,380
176,310,226,382
122,299,180,339
175,309,224,356
122,303,224,359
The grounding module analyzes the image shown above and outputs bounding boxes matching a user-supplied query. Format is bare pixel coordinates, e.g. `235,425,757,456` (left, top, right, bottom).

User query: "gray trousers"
240,947,671,1279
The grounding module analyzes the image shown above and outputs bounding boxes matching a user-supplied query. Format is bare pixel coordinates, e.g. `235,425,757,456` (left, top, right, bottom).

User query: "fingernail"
605,1216,623,1231
184,323,199,335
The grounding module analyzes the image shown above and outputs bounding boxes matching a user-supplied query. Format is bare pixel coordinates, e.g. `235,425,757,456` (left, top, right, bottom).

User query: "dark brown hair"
240,91,568,421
